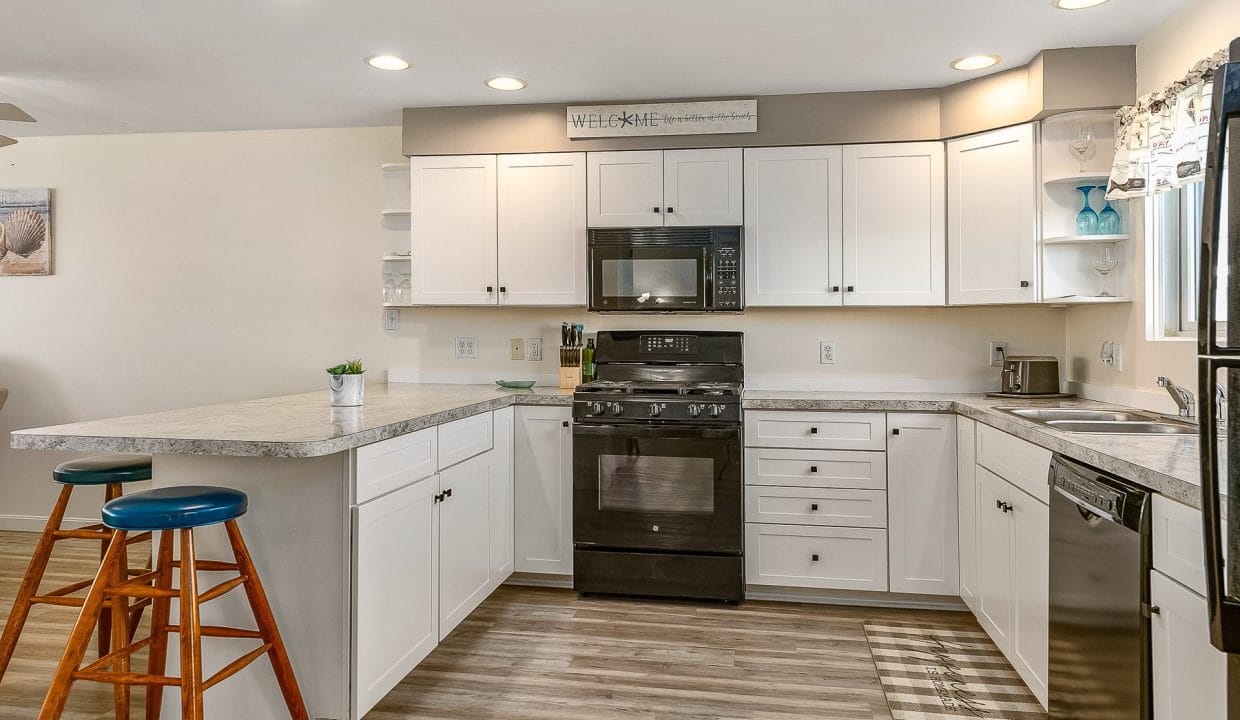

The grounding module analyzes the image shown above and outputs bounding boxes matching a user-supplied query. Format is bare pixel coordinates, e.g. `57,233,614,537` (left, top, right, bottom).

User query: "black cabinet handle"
562,421,569,428
846,285,855,292
433,492,443,503
892,428,900,436
995,499,1003,510
831,285,840,292
500,286,507,293
1020,280,1030,288
809,465,818,473
811,503,819,511
809,427,819,435
1149,605,1162,616
486,286,494,293
653,206,661,213
667,206,674,213
811,554,820,562
444,488,453,499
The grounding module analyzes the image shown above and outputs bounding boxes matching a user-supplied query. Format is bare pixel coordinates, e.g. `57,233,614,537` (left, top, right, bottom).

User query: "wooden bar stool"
38,485,308,720
0,455,154,683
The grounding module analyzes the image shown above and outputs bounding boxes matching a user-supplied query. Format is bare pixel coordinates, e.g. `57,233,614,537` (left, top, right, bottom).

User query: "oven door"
573,423,742,554
588,243,709,311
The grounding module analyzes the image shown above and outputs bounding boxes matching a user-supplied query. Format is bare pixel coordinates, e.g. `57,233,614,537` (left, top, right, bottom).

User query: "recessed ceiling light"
367,55,410,71
1052,0,1109,9
950,54,1001,71
485,76,526,91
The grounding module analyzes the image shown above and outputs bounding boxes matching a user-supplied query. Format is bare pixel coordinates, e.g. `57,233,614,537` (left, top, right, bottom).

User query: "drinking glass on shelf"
1076,185,1099,236
397,274,412,305
1069,123,1095,172
1091,245,1119,297
382,274,398,304
1096,186,1122,235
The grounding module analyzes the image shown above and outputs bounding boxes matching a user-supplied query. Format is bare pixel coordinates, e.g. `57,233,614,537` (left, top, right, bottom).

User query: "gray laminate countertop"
10,384,1213,509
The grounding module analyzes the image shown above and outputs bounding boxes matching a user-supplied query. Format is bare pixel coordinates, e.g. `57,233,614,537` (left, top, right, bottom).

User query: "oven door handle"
572,423,740,440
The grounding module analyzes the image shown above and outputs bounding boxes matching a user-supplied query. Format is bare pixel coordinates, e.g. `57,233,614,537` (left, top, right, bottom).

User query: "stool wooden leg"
224,520,309,720
38,530,128,720
0,484,73,681
98,484,123,659
145,531,174,720
112,524,132,720
178,529,204,720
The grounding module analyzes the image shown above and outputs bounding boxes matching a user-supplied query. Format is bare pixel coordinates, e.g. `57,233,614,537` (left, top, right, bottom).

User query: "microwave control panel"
712,245,742,309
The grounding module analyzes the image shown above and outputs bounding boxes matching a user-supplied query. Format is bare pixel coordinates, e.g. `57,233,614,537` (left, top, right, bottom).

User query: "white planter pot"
328,373,365,407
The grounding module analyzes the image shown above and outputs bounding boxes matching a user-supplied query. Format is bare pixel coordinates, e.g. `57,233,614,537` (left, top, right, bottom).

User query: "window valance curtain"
1107,47,1230,200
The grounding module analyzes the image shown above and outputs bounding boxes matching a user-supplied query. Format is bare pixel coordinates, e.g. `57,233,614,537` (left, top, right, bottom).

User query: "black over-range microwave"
587,226,742,312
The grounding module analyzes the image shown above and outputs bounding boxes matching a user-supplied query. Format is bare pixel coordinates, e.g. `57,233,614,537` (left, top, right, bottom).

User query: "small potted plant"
326,359,365,407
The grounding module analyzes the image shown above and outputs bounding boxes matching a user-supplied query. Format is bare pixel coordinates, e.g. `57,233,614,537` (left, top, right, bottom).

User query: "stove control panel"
640,334,696,355
572,396,740,424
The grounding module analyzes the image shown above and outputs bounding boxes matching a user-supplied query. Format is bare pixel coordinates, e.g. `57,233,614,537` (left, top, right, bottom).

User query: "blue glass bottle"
1096,185,1121,235
1075,185,1099,236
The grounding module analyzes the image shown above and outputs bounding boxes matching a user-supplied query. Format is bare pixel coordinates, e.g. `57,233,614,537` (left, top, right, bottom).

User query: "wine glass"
1096,186,1122,235
1091,245,1119,297
397,274,412,305
1076,186,1099,236
1069,123,1095,173
382,274,398,304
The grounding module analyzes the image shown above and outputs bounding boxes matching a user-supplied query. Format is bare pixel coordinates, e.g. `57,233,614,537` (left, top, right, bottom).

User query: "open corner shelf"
1044,295,1132,305
381,209,412,217
1043,234,1128,245
382,255,412,262
1043,173,1111,186
381,162,409,172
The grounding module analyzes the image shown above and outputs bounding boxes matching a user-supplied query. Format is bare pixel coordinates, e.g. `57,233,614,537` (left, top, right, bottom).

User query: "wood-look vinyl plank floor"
0,529,982,719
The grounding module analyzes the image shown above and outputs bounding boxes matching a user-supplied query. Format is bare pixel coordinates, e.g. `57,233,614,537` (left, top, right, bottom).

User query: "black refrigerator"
1197,35,1240,719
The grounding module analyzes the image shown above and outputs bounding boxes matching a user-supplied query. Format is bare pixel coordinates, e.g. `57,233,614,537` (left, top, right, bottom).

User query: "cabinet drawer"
745,486,887,528
438,412,494,470
1153,495,1225,597
354,427,438,504
745,524,888,591
975,424,1051,504
745,411,887,451
745,448,886,490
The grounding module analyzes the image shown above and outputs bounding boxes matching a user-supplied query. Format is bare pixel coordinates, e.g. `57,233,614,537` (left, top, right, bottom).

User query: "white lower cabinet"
438,451,498,638
352,474,439,719
490,407,515,582
974,467,1013,647
746,524,888,591
887,413,958,595
514,406,573,575
956,417,979,611
1151,570,1227,720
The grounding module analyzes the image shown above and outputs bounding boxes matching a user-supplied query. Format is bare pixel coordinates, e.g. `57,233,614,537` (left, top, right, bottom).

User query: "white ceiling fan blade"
0,135,16,148
0,103,35,122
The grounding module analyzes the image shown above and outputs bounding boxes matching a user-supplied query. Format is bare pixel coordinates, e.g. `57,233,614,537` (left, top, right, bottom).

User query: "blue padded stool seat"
53,455,152,485
102,486,248,531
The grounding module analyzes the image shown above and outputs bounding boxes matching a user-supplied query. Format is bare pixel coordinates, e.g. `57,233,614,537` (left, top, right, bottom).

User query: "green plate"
495,380,537,389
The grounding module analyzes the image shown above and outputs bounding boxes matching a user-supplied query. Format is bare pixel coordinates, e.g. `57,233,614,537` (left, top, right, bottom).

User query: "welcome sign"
566,100,757,138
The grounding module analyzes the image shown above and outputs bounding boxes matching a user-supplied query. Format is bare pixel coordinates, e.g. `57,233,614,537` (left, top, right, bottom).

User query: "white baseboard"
0,515,98,533
504,572,574,589
1067,380,1181,415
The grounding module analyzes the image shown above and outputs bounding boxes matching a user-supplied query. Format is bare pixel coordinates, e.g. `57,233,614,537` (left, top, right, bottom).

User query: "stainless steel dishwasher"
1048,455,1151,720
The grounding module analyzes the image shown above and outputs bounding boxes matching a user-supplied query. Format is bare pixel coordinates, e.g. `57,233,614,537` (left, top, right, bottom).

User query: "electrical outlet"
527,338,543,362
383,308,399,331
819,341,837,365
455,337,478,360
509,338,525,360
1111,343,1123,371
989,341,1009,368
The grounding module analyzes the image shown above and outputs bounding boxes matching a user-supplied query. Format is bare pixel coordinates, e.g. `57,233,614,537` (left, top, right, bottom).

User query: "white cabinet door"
352,474,439,719
947,124,1039,305
1151,570,1227,720
497,153,587,306
743,146,843,306
587,150,665,227
887,413,959,595
1009,486,1049,707
956,417,979,611
438,451,494,638
489,407,515,587
974,466,1012,651
663,148,743,226
842,143,945,306
514,406,573,575
410,155,499,305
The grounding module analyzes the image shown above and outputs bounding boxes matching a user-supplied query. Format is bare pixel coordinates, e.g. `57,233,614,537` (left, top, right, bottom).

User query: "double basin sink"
997,407,1197,435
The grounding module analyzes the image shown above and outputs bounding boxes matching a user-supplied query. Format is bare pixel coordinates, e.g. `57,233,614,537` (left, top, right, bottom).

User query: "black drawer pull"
810,503,819,511
811,554,820,562
809,465,818,473
562,421,569,428
892,428,900,436
1020,280,1030,288
809,427,819,435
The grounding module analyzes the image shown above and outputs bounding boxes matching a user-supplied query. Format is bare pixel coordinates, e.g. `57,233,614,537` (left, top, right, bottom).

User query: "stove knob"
609,402,624,416
648,403,662,417
708,404,724,418
588,402,604,416
686,403,703,418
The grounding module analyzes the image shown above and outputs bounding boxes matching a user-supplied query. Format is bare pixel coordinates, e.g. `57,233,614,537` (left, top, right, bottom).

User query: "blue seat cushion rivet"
52,455,153,485
102,486,248,531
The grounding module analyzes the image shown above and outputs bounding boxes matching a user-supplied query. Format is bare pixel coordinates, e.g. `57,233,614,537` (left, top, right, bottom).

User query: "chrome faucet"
1157,377,1196,420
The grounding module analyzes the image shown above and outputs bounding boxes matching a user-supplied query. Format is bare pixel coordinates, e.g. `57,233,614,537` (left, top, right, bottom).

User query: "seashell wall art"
0,188,51,275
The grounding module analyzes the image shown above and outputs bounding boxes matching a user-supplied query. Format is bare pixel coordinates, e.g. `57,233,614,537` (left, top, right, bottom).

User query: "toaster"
1000,356,1061,395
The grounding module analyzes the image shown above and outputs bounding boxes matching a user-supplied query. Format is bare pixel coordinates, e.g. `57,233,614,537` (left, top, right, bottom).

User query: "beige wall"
1063,0,1240,401
0,126,406,524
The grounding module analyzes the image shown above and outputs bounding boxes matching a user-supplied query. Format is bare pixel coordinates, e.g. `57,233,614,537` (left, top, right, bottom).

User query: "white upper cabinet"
587,150,665,227
663,148,744,226
842,143,945,306
587,148,742,227
497,153,587,306
947,124,1040,305
744,146,844,306
410,155,499,305
886,413,958,595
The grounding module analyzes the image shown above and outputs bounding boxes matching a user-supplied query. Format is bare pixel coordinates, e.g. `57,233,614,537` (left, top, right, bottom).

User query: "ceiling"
0,0,1189,137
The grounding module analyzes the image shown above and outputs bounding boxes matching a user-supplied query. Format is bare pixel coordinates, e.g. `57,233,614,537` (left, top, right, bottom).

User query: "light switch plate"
455,337,478,360
509,338,525,360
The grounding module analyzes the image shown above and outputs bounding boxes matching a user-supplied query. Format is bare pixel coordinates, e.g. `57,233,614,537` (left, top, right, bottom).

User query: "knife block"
559,365,582,390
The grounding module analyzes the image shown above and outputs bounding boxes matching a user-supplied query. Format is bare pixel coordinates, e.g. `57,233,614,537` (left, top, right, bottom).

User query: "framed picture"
0,188,51,276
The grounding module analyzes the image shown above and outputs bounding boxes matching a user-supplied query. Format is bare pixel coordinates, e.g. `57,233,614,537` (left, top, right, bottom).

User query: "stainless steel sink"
1043,420,1197,435
1000,407,1154,423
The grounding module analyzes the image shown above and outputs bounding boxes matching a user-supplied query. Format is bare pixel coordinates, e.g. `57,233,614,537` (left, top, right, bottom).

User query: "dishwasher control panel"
1054,472,1124,515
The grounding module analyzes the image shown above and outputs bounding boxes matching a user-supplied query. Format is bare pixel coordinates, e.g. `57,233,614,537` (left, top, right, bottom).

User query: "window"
1157,173,1230,336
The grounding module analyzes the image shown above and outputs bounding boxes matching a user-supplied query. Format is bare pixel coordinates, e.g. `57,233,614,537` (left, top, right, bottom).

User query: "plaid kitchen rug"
863,621,1046,720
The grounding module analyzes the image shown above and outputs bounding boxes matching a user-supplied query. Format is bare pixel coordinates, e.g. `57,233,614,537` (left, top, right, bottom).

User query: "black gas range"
572,330,744,603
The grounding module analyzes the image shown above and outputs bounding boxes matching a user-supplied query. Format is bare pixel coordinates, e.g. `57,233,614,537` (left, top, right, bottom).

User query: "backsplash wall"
389,305,1068,391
